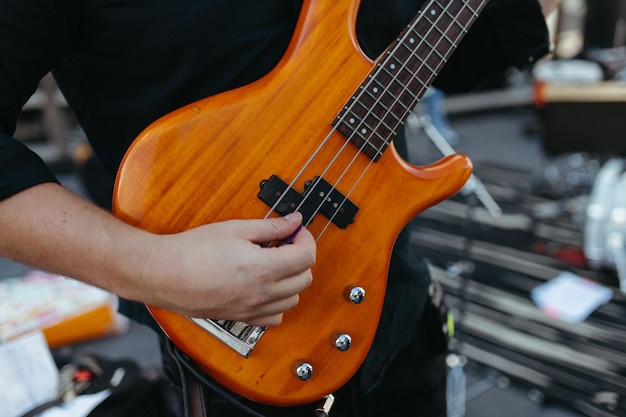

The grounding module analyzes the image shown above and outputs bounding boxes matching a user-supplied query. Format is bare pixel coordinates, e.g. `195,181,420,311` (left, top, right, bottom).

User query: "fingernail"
284,212,299,221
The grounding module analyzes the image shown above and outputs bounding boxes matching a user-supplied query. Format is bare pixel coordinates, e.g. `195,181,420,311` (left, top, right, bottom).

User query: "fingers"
245,294,301,327
210,290,302,327
243,212,310,246
229,215,315,325
232,212,316,280
243,213,317,276
247,313,284,327
148,214,316,326
230,261,311,325
268,267,313,299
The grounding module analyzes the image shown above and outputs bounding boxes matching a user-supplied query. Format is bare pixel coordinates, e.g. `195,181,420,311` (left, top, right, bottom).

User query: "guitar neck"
333,0,490,160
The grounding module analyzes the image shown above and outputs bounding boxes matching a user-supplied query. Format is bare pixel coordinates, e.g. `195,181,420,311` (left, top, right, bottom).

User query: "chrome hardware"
332,333,352,351
293,362,314,381
188,317,265,357
345,286,365,304
314,394,336,417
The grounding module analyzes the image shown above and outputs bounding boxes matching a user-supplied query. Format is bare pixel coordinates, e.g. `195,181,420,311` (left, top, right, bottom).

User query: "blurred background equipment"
583,0,626,51
584,158,626,291
533,59,626,156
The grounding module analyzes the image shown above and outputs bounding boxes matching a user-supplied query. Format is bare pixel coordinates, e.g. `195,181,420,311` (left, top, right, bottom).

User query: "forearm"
0,182,154,300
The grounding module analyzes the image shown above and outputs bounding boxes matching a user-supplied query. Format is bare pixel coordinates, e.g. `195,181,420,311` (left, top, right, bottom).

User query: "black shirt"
0,0,550,394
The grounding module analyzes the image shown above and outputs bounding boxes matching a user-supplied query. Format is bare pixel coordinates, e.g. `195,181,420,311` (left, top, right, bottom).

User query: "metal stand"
405,103,504,417
406,108,502,218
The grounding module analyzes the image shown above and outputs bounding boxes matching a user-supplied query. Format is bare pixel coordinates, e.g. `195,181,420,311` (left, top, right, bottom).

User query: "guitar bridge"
188,317,266,357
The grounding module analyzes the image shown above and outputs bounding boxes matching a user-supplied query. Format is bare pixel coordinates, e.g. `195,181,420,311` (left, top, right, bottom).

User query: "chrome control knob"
332,333,352,352
345,286,366,304
293,362,313,381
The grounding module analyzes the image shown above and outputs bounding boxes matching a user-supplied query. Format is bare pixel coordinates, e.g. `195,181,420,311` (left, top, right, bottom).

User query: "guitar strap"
182,367,208,417
165,339,268,417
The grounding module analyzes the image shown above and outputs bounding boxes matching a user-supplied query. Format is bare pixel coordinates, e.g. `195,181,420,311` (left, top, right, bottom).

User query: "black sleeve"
0,0,79,200
357,0,552,93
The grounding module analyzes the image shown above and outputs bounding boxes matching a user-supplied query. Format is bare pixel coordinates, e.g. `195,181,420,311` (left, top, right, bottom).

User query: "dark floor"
1,103,590,417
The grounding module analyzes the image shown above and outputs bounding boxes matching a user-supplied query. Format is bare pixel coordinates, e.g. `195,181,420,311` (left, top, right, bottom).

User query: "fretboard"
332,0,489,160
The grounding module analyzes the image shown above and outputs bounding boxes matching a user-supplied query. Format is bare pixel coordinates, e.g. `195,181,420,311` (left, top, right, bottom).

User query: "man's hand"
138,212,316,326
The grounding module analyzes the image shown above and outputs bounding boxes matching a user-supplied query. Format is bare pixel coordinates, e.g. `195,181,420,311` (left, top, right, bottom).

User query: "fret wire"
406,38,440,76
420,16,457,48
441,4,467,34
415,35,448,61
378,1,458,127
379,0,485,131
366,88,407,130
352,108,392,144
408,44,451,81
340,0,488,158
354,66,416,133
373,1,459,138
381,57,427,94
346,102,393,140
466,2,480,17
380,60,426,101
364,80,408,124
408,5,466,72
362,92,402,134
403,22,458,92
367,77,415,139
404,44,445,83
352,87,405,136
348,105,395,148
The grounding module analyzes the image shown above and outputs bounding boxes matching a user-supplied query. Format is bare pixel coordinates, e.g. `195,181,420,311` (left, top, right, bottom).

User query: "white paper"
39,390,111,417
0,331,59,417
531,271,613,323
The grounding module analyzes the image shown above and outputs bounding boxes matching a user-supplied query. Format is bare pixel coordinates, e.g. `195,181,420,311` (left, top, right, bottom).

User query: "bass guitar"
114,0,487,406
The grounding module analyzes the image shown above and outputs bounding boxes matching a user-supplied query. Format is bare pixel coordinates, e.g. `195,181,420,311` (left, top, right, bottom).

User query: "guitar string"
262,0,487,243
258,1,453,223
350,0,487,162
268,0,481,238
313,0,488,239
277,2,455,223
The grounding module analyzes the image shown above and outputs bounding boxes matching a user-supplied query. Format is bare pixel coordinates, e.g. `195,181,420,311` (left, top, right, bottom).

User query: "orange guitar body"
113,0,472,407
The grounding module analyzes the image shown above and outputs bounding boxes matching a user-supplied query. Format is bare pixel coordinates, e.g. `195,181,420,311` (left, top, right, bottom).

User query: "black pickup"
258,175,358,229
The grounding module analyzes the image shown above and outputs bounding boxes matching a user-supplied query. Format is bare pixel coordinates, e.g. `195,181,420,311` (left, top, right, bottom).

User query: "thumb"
247,212,304,244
